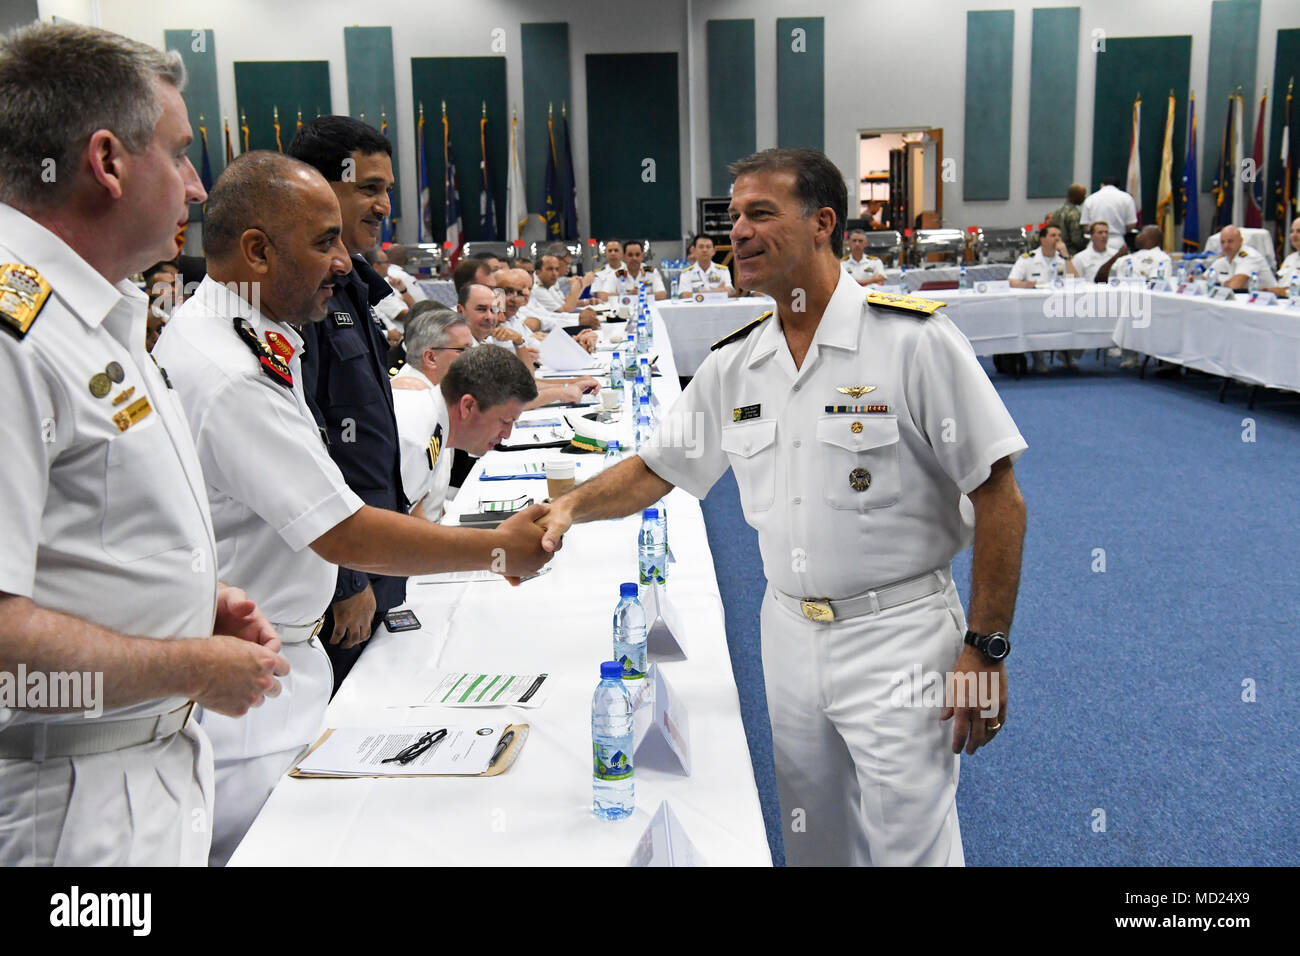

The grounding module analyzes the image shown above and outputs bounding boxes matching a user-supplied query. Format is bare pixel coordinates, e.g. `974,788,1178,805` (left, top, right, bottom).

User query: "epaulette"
865,291,944,317
1020,252,1032,258
0,263,51,341
233,318,293,388
711,310,771,350
1237,250,1248,258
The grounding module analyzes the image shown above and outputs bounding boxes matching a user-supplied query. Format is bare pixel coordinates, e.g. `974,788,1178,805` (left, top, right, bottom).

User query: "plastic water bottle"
638,394,653,427
636,320,649,356
612,583,647,682
958,265,967,290
605,439,622,463
638,507,666,585
670,275,678,298
1156,260,1167,281
635,414,653,452
1125,257,1134,278
1051,262,1062,287
625,335,638,378
639,357,652,396
1289,274,1300,299
1177,262,1187,285
654,498,669,562
610,351,624,389
899,264,908,289
632,373,646,408
643,314,655,350
591,661,634,820
1248,271,1259,294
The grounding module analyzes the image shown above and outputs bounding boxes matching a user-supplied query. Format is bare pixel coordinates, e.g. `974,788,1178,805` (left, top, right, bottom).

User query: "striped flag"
1125,94,1143,225
505,108,527,243
1155,93,1176,251
480,104,499,241
418,104,431,244
1181,93,1200,250
1246,89,1266,228
1213,92,1236,231
544,105,561,239
1230,91,1245,225
443,103,463,263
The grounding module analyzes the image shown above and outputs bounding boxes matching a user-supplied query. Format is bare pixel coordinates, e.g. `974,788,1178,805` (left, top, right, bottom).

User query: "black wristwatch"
964,629,1011,663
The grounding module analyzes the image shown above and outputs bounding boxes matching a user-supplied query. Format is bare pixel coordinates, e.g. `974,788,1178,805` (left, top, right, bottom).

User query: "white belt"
773,568,950,623
275,617,325,645
0,701,194,761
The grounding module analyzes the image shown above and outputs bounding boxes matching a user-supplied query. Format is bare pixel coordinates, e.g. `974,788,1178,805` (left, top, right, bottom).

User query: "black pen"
489,730,515,766
517,674,547,703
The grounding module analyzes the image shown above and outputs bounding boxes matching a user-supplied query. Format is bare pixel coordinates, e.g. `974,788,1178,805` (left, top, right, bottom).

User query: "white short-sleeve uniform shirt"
391,364,452,521
1111,248,1172,279
1008,248,1068,286
639,269,1027,600
680,261,734,292
1071,244,1113,282
1210,247,1278,287
842,254,886,283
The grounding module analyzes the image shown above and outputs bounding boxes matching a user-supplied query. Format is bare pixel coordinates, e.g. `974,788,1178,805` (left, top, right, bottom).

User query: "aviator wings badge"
836,385,877,399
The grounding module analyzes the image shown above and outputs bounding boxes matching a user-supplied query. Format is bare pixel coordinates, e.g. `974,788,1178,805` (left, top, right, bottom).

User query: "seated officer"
591,239,624,301
1070,222,1123,282
1110,225,1172,280
1210,225,1278,290
1273,216,1300,295
532,254,595,313
593,240,666,300
841,228,887,286
156,152,553,864
1009,225,1079,373
678,234,736,296
393,321,539,523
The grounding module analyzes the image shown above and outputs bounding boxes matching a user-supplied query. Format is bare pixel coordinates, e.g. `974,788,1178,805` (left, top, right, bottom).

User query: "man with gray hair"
0,22,289,866
391,304,475,520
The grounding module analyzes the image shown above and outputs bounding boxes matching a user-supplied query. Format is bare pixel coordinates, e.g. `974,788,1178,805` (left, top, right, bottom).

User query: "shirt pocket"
816,415,902,511
101,414,199,562
719,419,777,514
325,330,381,408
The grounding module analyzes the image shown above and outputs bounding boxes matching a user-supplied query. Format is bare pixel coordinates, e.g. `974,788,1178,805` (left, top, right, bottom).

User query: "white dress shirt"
1210,247,1278,287
841,254,886,284
1009,248,1069,286
1071,244,1114,282
1111,248,1173,280
391,364,452,520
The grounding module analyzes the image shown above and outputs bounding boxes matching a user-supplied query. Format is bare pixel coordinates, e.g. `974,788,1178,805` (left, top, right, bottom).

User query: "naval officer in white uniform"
538,148,1026,867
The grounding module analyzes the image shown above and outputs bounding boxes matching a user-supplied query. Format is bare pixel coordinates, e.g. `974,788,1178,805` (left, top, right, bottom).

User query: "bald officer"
539,148,1026,867
1210,225,1278,290
0,23,288,866
1274,217,1300,295
156,153,554,865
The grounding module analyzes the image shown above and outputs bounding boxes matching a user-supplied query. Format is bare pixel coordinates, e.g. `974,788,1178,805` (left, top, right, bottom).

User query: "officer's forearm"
312,506,512,576
1224,273,1249,290
553,455,673,525
0,595,220,709
965,458,1026,634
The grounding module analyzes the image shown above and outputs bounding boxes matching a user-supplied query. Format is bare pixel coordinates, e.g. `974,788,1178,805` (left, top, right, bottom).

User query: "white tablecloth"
883,263,1013,291
655,296,776,375
229,312,773,867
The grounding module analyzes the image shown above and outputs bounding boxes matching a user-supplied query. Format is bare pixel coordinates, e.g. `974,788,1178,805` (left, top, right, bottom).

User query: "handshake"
482,495,578,584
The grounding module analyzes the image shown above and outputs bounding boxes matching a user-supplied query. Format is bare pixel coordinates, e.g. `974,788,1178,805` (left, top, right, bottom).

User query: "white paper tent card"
629,800,706,867
633,664,690,776
639,579,687,661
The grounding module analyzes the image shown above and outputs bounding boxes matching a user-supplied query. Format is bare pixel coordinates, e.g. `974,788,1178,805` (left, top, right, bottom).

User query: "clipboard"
288,723,529,779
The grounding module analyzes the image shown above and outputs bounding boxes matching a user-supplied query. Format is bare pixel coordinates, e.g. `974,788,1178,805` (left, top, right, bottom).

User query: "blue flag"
443,109,463,260
480,112,498,241
1181,94,1199,250
544,109,561,239
561,110,577,240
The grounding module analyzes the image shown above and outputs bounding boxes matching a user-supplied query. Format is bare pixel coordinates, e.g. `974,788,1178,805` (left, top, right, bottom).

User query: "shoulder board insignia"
710,311,771,351
1020,252,1032,258
866,292,944,317
1237,250,1248,258
0,263,51,341
233,319,293,388
426,423,444,470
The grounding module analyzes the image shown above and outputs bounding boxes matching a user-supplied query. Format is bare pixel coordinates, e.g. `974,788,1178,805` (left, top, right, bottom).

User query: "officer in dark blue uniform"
289,116,410,691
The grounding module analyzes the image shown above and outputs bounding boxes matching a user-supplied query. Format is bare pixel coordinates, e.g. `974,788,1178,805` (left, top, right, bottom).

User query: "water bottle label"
639,563,664,585
593,738,634,781
617,653,646,680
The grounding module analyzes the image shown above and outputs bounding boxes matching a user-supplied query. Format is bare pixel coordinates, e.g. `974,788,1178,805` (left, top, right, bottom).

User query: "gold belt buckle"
800,599,834,623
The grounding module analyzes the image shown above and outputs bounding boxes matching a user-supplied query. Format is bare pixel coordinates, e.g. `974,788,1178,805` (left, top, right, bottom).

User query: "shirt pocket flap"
815,415,899,453
327,330,368,362
719,419,777,459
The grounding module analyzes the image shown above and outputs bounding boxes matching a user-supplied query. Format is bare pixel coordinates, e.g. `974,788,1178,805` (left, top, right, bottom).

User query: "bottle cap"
600,661,623,681
639,396,649,405
620,582,638,598
643,508,659,521
612,351,620,359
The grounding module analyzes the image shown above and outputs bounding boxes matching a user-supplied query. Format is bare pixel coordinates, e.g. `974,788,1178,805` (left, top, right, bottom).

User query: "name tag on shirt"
332,311,354,328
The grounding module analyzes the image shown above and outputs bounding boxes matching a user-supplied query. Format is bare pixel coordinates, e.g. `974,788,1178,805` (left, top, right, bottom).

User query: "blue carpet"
701,354,1300,866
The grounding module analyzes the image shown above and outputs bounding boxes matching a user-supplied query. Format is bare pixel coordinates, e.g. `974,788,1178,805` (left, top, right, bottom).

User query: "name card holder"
629,800,706,866
640,579,687,660
632,663,691,776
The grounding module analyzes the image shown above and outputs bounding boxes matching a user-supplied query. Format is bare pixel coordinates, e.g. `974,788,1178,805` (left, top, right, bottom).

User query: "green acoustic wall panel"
165,28,220,221
1267,29,1300,224
1091,37,1190,222
410,57,507,243
344,26,401,216
233,61,331,152
1201,0,1261,191
776,17,823,150
964,10,1015,201
707,19,757,196
585,53,680,239
521,23,571,222
1026,7,1080,198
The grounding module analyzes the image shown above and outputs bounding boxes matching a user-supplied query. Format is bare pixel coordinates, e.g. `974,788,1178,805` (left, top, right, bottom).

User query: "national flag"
480,104,499,241
296,108,303,136
443,103,463,263
223,116,234,164
1181,93,1200,251
273,106,282,153
561,104,577,239
506,107,527,243
198,119,213,195
380,111,394,244
1213,92,1236,231
1230,91,1245,225
544,105,561,239
240,111,250,153
1246,89,1266,227
1155,93,1176,251
1275,78,1294,257
418,104,431,244
1125,94,1143,225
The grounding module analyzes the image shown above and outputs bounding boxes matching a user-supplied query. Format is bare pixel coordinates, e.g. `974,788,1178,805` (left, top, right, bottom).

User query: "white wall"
35,0,1300,242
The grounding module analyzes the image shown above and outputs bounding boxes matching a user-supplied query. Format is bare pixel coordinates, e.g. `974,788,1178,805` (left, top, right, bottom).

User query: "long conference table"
230,309,773,866
658,284,1300,394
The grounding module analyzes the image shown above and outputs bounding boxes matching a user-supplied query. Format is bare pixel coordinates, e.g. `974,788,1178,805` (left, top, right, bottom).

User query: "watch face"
985,635,1009,659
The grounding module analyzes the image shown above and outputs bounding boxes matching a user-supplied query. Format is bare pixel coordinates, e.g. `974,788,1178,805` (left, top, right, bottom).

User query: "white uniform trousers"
200,636,332,867
762,574,968,866
0,721,214,866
